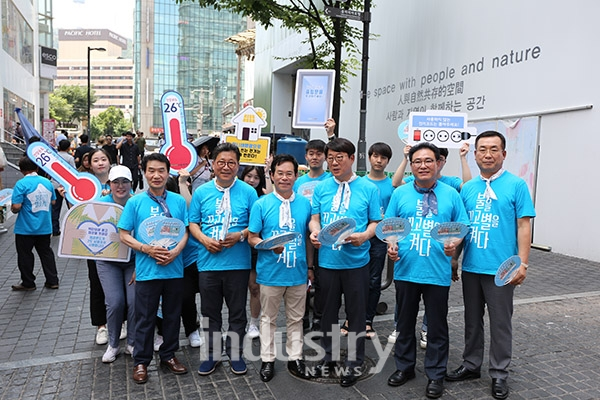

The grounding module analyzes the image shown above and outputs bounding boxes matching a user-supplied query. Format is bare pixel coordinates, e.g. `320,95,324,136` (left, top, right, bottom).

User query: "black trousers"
319,265,369,368
15,234,58,288
393,280,450,380
51,189,63,235
199,269,249,360
134,278,184,366
87,260,107,327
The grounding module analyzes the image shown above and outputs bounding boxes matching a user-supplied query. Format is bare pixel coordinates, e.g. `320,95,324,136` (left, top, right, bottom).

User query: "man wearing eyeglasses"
189,142,258,377
446,131,535,400
385,142,469,399
309,137,381,387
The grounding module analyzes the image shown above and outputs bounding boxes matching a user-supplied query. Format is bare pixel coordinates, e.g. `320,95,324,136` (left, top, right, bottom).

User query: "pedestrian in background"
10,156,58,291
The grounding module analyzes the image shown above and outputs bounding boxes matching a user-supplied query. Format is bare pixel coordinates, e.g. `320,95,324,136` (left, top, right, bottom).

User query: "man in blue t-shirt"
446,131,535,400
248,154,313,383
363,142,394,339
118,153,189,384
189,143,258,377
294,139,331,332
385,143,469,399
11,156,58,291
309,138,381,387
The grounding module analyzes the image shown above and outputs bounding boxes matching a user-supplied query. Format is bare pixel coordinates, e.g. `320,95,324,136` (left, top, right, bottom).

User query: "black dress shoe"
314,361,337,378
387,369,416,387
311,319,321,332
340,367,361,387
492,378,509,399
288,359,311,380
11,284,36,291
445,365,481,381
260,361,275,382
426,379,444,399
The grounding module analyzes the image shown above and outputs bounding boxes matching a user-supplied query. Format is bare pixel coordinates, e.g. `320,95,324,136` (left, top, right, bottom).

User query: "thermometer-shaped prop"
160,91,198,175
27,142,103,205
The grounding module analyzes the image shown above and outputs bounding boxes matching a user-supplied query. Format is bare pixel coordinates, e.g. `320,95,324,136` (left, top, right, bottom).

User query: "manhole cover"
297,348,377,384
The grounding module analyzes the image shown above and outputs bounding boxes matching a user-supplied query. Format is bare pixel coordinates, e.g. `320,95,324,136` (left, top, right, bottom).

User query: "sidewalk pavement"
1,211,600,399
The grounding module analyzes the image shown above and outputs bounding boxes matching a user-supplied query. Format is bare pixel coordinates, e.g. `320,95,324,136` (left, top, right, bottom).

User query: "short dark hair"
305,139,326,153
58,139,71,151
142,152,170,172
439,148,449,158
79,134,89,143
408,142,440,162
125,131,134,137
475,130,506,150
18,155,38,173
213,142,241,161
368,142,393,159
271,153,298,175
325,137,355,157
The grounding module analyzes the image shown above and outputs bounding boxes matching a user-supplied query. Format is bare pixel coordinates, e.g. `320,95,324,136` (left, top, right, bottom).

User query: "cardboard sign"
58,202,131,262
224,135,271,166
159,90,198,175
409,110,477,148
27,142,102,204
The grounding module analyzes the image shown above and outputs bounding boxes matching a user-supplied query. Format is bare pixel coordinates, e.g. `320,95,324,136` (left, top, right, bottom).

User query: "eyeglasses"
326,154,347,164
410,158,436,167
215,160,238,168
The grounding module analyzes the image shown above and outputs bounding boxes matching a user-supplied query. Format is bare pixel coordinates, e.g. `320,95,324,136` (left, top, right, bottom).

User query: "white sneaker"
96,327,108,345
246,324,260,339
388,330,398,344
120,322,127,340
154,334,164,352
419,330,428,349
188,330,204,348
125,344,134,356
102,345,120,363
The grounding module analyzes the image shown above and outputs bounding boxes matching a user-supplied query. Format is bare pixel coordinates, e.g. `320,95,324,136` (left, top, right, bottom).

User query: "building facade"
254,0,600,262
1,0,49,142
134,0,247,137
55,29,134,133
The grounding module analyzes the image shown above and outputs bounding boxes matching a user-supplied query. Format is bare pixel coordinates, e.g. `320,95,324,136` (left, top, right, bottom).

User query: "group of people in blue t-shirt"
9,126,534,399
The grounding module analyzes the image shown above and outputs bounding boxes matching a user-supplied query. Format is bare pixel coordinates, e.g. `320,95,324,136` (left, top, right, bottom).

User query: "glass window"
1,0,35,74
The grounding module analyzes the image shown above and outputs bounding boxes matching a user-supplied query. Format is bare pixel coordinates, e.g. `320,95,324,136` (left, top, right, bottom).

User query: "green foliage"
48,93,73,123
50,85,95,124
89,107,131,141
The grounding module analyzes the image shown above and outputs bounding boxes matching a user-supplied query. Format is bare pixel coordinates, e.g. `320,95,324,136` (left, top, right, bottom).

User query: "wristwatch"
239,231,246,242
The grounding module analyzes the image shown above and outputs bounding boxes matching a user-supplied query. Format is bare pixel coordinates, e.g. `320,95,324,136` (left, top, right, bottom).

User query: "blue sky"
53,0,135,39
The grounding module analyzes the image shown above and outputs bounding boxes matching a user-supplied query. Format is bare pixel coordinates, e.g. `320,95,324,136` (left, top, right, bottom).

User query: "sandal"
366,325,376,340
340,320,349,336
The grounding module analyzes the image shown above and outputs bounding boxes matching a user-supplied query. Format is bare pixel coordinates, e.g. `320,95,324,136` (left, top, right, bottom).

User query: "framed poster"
292,69,335,129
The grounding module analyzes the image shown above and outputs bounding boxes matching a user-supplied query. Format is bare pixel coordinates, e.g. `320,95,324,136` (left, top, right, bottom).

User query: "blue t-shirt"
12,175,56,235
294,171,331,204
249,192,311,286
405,174,463,192
98,194,135,265
182,235,201,268
363,175,394,217
189,179,258,271
460,172,536,275
312,176,382,269
118,191,188,281
385,182,470,286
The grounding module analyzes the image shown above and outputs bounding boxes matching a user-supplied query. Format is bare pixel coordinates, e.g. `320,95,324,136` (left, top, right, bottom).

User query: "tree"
48,93,73,123
49,85,96,125
89,107,131,141
178,0,369,136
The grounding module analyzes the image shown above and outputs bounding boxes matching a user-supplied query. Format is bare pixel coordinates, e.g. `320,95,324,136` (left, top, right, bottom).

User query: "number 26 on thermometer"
163,102,180,113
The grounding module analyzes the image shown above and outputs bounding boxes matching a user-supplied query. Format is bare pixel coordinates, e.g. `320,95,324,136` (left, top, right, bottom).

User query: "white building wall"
255,0,600,260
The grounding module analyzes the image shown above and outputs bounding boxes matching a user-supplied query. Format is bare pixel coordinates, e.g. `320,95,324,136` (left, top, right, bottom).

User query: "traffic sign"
324,5,364,22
